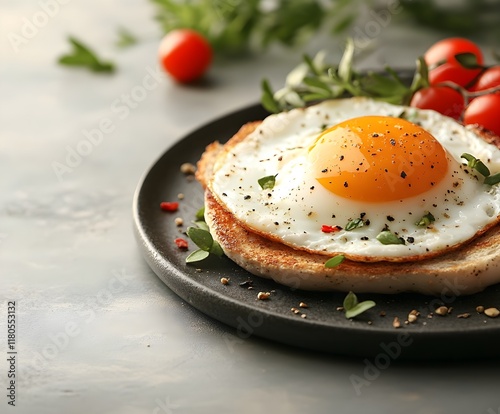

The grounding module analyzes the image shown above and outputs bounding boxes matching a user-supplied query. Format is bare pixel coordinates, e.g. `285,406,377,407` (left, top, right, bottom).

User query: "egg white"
209,98,500,261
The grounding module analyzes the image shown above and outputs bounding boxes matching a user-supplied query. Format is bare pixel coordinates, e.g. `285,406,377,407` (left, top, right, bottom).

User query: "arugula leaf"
58,36,115,73
342,291,376,319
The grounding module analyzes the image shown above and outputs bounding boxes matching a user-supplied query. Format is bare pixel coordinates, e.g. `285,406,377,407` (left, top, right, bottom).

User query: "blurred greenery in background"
151,0,499,55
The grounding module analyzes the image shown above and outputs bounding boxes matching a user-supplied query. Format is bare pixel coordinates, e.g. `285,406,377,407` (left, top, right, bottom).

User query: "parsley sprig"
58,36,115,73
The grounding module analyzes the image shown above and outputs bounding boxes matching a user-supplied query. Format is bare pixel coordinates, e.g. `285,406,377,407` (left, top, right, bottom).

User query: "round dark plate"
133,99,500,360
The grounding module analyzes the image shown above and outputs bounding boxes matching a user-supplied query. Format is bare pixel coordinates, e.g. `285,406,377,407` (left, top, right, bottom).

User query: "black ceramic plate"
133,100,500,360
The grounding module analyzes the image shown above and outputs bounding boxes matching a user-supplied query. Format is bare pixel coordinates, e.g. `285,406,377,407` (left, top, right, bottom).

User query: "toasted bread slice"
197,122,500,295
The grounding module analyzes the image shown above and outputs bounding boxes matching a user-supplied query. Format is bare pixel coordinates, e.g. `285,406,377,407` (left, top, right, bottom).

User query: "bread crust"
197,120,500,295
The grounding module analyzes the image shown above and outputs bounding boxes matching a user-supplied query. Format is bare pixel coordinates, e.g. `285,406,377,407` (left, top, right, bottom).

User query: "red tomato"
424,37,483,68
463,94,500,136
470,66,500,93
428,62,482,88
158,29,212,83
424,37,483,88
410,86,464,120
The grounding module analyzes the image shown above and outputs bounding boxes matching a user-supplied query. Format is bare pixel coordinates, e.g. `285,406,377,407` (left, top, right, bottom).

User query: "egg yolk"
308,116,449,202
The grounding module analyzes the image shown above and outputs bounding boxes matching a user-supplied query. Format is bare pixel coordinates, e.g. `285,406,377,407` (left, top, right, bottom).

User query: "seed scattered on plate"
484,307,500,318
476,305,485,313
299,302,308,308
174,217,184,226
180,162,196,175
177,193,185,200
300,314,307,319
257,291,270,300
457,313,471,319
393,317,401,329
336,306,344,312
435,306,448,316
379,311,386,317
220,277,230,285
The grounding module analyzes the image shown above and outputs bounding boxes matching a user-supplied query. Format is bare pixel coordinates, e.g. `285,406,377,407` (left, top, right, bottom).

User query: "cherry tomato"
470,66,500,93
463,94,500,136
424,37,483,68
410,86,464,120
424,37,483,88
158,29,212,83
428,62,482,88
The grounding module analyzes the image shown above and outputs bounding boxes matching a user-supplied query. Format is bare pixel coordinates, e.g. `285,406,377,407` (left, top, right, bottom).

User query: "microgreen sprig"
461,153,500,185
185,223,224,263
343,291,376,319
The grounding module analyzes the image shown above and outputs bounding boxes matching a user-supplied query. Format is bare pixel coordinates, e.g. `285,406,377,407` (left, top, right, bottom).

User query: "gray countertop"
2,1,500,413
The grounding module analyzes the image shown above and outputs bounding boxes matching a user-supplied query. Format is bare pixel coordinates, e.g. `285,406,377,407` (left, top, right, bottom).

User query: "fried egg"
209,98,500,262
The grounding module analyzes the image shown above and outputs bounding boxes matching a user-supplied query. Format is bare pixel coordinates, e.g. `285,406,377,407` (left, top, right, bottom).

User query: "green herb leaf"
455,52,483,69
58,36,115,73
325,254,345,268
345,301,376,319
342,291,376,319
258,174,277,190
209,240,224,257
194,220,209,232
345,218,364,231
186,226,214,251
338,37,354,84
484,172,500,186
461,153,491,177
261,79,280,113
186,249,210,263
376,230,405,245
415,211,435,227
195,206,205,221
343,291,358,310
116,27,137,48
185,224,224,263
